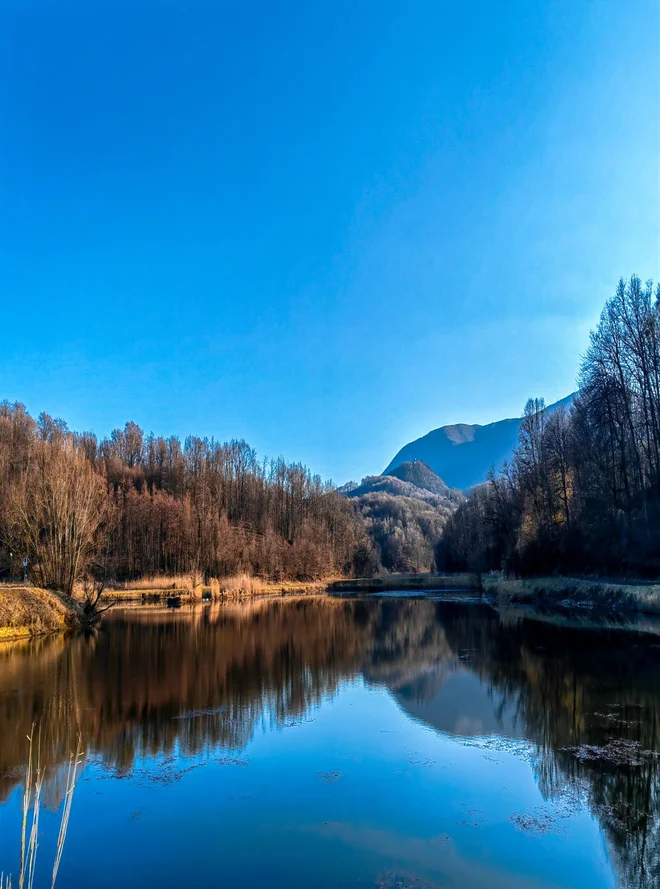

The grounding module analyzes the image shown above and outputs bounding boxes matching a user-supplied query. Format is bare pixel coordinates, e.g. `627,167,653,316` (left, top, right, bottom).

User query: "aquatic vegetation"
3,727,83,889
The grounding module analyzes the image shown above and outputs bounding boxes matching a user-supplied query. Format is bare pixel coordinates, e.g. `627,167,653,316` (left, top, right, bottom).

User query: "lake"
0,596,658,889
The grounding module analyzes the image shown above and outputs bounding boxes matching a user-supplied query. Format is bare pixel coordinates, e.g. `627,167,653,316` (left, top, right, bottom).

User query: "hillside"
342,464,464,574
384,394,576,490
385,460,458,498
345,467,463,510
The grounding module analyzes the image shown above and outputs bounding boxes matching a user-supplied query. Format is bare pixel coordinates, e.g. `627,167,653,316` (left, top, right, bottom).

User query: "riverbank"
0,585,82,642
1,576,338,637
483,576,660,615
329,572,660,616
102,573,338,603
6,573,659,640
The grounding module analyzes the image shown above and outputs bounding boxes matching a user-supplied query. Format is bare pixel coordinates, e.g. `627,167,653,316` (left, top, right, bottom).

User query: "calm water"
0,597,659,889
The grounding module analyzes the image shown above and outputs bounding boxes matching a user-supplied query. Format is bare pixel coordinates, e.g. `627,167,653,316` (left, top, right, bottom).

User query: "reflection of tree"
0,598,658,888
0,599,450,801
360,599,453,687
435,605,660,889
0,599,368,798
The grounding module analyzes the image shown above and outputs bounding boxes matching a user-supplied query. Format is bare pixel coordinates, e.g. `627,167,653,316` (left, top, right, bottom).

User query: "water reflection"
0,597,659,888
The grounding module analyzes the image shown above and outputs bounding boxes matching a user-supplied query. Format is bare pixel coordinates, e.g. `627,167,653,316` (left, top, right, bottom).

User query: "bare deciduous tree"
439,276,660,578
8,439,107,596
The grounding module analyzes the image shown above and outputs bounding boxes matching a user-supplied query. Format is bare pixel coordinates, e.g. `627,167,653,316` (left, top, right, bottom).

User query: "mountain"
384,393,576,491
344,461,463,510
385,460,456,498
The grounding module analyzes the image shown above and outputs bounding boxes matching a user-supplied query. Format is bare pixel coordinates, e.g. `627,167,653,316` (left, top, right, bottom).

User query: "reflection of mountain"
394,668,524,739
0,598,658,888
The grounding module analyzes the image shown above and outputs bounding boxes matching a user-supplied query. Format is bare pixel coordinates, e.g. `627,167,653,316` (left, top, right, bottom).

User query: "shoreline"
3,572,660,643
101,576,338,604
330,573,660,616
0,585,83,643
482,575,660,616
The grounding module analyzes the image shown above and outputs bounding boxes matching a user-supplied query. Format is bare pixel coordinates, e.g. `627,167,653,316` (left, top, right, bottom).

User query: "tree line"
4,273,656,592
438,275,660,578
0,406,376,594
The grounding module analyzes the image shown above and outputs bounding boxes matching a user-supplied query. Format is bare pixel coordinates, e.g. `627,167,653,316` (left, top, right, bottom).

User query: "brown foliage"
0,404,369,588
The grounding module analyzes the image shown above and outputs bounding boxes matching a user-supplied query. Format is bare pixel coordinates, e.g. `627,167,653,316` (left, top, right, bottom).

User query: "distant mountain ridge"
384,393,576,491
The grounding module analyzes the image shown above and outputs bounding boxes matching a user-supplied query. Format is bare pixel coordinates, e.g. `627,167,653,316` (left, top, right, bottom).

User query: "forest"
0,408,379,594
438,276,660,578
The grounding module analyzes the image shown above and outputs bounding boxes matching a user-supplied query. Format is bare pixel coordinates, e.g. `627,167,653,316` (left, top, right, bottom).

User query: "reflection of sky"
0,679,616,889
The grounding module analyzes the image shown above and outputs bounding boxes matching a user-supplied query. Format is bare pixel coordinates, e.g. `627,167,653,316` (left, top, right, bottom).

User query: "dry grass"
116,574,196,590
104,573,198,592
0,586,80,641
100,573,335,602
218,573,272,595
212,574,335,598
98,574,199,602
101,587,190,602
112,572,477,600
484,576,660,614
630,585,660,614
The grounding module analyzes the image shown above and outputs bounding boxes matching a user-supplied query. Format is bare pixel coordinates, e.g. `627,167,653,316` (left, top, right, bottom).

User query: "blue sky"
1,1,658,483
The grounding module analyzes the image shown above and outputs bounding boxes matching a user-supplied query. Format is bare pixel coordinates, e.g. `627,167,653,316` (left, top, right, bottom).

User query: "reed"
51,736,84,889
220,573,267,595
105,573,199,592
5,725,84,889
19,724,43,889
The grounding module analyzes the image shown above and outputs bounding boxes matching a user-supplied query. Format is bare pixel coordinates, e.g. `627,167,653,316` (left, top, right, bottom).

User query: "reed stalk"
8,724,84,889
50,735,84,889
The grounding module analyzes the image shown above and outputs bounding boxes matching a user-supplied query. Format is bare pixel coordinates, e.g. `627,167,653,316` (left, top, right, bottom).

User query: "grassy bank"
329,572,660,615
102,573,337,602
1,575,330,641
0,585,82,642
211,574,334,598
483,576,660,615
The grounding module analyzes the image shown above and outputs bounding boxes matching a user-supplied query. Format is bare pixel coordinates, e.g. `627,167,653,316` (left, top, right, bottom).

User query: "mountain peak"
384,394,577,490
384,460,453,496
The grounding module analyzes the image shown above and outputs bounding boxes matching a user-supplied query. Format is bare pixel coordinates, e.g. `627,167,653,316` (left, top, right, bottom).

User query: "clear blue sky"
1,1,659,483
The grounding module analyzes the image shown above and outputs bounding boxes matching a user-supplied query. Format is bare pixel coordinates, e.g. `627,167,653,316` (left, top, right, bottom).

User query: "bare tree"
441,275,660,578
8,438,108,596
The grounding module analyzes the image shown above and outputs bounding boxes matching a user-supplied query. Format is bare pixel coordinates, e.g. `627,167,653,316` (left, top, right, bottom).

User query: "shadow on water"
0,596,658,888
